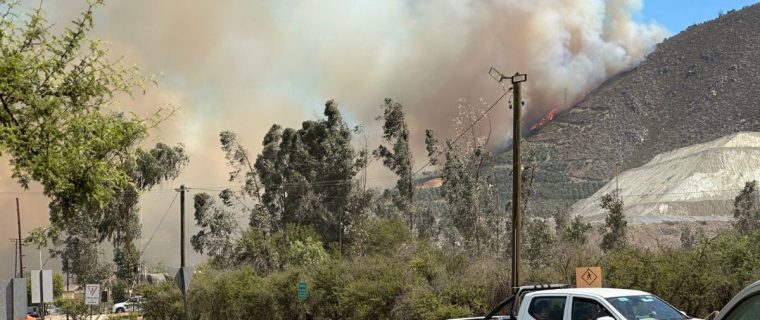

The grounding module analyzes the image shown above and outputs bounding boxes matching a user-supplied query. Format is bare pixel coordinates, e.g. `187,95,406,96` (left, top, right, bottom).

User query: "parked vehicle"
471,284,699,320
705,280,760,320
112,295,143,313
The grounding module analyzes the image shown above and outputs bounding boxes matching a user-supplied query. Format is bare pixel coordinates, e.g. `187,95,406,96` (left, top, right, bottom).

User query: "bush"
137,282,183,320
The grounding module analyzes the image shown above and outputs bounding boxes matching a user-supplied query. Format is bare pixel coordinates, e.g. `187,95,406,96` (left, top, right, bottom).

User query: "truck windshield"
605,295,687,320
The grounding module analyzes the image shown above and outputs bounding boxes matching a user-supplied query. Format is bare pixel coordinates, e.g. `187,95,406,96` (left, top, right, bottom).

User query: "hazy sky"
1,0,757,278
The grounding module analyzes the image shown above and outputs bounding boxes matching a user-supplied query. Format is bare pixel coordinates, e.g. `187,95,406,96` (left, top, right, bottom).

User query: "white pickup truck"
457,284,700,320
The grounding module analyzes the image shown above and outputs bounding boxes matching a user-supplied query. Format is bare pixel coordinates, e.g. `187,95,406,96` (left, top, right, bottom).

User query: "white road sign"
31,270,54,303
85,284,101,305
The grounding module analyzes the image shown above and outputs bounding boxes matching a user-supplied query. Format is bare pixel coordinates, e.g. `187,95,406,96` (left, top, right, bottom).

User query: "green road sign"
297,281,308,301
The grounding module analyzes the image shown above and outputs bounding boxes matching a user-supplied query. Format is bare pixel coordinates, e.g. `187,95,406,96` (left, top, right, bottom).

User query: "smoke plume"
0,0,668,273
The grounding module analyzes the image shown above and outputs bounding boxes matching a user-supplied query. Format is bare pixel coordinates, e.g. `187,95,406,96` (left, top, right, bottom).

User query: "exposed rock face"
572,132,760,223
525,4,760,213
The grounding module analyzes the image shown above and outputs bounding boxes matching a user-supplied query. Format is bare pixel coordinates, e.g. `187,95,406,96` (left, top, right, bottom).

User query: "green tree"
524,218,556,267
375,98,415,229
191,191,238,268
1,0,182,290
564,215,593,245
425,102,502,253
254,100,365,243
600,193,627,251
554,206,592,245
102,143,187,287
218,131,271,231
0,1,161,227
732,180,760,234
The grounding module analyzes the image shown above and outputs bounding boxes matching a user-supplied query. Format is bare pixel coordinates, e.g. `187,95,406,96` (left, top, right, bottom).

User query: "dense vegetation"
4,2,760,320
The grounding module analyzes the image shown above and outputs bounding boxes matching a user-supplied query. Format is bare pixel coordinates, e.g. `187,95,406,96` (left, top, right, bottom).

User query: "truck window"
528,296,565,320
572,297,614,320
724,294,760,320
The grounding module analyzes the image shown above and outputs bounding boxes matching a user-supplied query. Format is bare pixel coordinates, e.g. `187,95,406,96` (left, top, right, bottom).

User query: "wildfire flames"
531,107,558,130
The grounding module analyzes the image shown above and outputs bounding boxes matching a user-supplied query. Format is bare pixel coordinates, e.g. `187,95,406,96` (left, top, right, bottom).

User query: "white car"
112,295,142,313
477,284,699,320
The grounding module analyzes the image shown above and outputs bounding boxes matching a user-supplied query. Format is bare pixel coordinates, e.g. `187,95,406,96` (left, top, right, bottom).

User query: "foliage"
602,231,760,317
2,1,186,292
191,191,238,268
112,279,129,304
524,218,557,268
600,193,627,251
375,98,415,229
0,0,160,228
348,217,413,256
55,296,91,320
105,314,139,320
103,143,187,285
424,100,506,254
733,180,760,234
554,206,593,245
254,100,365,243
137,282,184,320
25,273,64,302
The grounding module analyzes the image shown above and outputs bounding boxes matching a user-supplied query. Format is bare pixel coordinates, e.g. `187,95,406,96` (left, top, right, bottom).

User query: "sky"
641,0,758,33
1,0,758,278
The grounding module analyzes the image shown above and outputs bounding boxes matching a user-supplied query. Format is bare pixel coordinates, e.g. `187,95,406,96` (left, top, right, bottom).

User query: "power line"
140,192,179,256
412,89,511,177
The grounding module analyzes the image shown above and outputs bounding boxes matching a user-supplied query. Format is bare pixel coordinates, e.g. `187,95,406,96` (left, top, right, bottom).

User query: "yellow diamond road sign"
576,267,602,288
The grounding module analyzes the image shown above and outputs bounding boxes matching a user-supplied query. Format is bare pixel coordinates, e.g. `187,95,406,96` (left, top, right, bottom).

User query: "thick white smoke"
1,0,668,273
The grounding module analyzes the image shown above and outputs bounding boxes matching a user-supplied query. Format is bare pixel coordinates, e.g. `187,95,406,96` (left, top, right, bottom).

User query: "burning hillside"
518,3,760,214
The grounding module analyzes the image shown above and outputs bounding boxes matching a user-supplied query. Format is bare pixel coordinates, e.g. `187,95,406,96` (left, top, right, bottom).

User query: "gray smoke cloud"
1,0,667,274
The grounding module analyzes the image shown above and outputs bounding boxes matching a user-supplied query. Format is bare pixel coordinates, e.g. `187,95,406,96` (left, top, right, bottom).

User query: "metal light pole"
489,68,527,292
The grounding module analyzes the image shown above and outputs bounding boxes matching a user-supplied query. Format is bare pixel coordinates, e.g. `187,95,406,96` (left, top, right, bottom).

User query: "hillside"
521,4,760,214
572,132,760,223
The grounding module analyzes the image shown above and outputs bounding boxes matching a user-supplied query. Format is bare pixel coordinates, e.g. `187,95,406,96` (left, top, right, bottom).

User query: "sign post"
575,267,603,288
297,281,308,302
85,284,101,306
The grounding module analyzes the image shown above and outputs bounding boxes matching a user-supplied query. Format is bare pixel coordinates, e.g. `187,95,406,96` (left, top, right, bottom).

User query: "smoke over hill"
0,0,667,276
525,3,760,214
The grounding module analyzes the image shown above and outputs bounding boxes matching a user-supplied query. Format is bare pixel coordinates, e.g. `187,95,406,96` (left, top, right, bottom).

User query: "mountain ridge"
522,3,760,214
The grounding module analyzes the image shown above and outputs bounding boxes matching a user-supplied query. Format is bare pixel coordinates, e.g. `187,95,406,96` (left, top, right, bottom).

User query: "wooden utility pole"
489,68,527,292
510,73,526,291
179,185,186,268
176,185,189,320
16,197,24,278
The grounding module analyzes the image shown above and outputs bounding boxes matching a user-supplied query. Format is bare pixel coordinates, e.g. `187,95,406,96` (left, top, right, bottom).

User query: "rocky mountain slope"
524,3,760,213
572,132,760,223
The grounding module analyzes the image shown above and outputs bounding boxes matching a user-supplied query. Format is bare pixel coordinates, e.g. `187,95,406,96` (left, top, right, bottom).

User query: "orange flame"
530,107,558,130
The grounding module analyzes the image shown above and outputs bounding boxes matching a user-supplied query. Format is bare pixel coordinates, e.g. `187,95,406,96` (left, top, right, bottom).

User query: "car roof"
525,288,651,299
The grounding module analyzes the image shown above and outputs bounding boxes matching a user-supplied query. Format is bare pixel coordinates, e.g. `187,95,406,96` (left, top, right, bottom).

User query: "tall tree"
424,100,501,253
375,98,415,229
600,193,627,251
733,180,760,235
99,143,188,286
2,1,183,292
191,191,238,268
255,100,365,242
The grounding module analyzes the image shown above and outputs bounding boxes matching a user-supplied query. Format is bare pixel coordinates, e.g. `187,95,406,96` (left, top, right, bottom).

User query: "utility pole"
489,68,527,292
16,197,24,278
179,185,186,268
175,185,189,320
